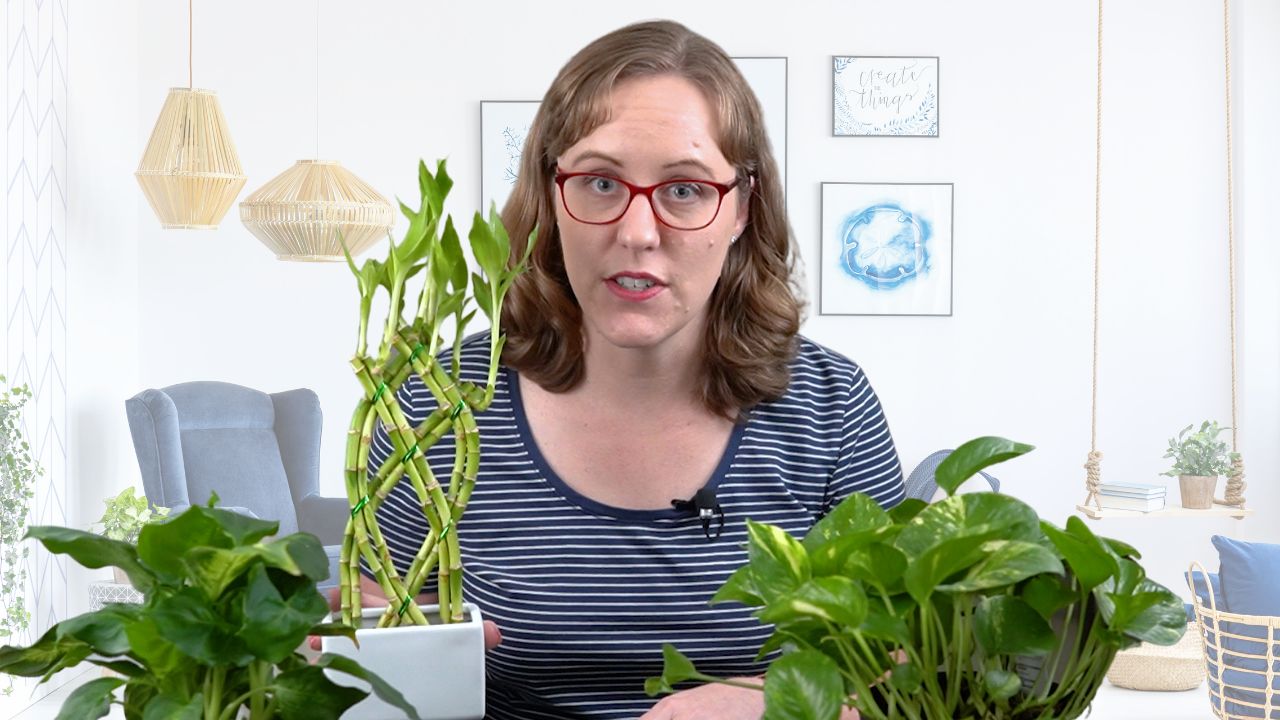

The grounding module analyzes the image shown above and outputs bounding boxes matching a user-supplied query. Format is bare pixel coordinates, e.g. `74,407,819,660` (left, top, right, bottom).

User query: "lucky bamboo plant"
338,159,533,629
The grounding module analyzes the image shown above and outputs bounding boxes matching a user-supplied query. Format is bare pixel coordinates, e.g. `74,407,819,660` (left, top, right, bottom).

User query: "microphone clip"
672,487,725,541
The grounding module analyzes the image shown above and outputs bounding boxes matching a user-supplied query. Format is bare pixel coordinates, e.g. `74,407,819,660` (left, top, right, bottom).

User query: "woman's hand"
638,679,860,720
308,574,502,651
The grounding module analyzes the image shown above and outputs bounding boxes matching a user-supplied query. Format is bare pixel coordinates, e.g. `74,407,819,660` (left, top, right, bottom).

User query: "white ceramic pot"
112,566,129,585
322,603,485,720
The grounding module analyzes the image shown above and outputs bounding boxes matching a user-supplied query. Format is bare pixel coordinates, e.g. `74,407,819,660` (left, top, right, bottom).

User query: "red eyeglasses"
555,171,742,231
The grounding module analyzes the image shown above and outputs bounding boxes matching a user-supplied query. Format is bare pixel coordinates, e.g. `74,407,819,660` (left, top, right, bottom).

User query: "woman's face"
554,74,749,359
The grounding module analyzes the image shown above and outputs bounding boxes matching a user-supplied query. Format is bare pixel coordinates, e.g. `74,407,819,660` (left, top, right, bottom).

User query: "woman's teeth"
615,277,656,291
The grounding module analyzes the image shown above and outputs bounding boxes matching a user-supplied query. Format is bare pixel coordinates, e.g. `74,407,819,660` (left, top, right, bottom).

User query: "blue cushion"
1212,536,1280,718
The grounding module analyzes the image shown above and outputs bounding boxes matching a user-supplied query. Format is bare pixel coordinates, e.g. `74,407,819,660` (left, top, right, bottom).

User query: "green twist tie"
398,596,413,617
351,495,370,518
371,382,388,403
439,520,453,540
409,343,425,364
402,444,420,464
451,401,466,420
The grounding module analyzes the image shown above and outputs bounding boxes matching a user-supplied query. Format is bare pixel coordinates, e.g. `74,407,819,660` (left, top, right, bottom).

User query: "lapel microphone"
672,487,725,541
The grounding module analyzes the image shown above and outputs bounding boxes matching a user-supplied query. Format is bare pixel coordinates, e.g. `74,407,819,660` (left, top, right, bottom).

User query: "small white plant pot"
112,566,129,586
322,603,485,720
1178,475,1217,509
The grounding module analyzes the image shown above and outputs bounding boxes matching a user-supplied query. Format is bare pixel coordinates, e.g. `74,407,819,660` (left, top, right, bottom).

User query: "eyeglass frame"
553,170,744,231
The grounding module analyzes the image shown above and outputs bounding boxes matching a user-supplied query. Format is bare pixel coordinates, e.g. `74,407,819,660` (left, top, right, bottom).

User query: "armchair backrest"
125,381,322,538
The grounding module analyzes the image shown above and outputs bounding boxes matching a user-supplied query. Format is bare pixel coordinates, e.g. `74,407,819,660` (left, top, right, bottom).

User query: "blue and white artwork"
821,183,952,315
481,58,788,214
833,57,938,137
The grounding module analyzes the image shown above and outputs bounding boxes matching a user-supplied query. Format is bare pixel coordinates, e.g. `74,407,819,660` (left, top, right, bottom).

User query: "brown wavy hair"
500,20,803,422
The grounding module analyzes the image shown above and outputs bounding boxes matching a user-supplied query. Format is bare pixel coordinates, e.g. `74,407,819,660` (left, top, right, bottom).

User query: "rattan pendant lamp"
135,0,246,230
238,0,392,262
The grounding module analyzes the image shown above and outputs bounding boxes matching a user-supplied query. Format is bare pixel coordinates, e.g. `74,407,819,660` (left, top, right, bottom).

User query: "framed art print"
480,100,540,215
820,182,953,316
833,56,938,137
481,57,787,213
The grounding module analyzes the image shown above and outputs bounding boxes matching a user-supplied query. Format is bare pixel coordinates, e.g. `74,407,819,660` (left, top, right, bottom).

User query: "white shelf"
1076,501,1253,520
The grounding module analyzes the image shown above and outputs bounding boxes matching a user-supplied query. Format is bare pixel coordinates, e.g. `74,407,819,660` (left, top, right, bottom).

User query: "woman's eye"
589,177,617,193
663,183,703,201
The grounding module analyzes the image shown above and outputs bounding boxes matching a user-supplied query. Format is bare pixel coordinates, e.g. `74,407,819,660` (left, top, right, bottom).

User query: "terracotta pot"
1178,475,1217,509
112,566,129,585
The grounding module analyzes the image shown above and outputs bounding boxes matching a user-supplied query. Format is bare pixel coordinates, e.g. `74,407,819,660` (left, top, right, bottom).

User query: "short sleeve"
825,366,905,514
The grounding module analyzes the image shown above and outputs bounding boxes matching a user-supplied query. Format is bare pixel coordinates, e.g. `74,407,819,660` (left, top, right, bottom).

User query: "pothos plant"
0,495,417,720
338,159,533,629
647,437,1187,720
0,378,40,696
92,486,170,544
1160,420,1238,478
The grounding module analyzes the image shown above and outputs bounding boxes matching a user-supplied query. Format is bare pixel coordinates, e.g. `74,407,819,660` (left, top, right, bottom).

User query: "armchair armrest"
296,493,349,546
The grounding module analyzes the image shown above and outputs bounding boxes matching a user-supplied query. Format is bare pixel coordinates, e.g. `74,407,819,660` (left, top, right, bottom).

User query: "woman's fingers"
483,620,502,650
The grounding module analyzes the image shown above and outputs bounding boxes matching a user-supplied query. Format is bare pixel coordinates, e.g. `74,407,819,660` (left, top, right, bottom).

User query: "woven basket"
1189,561,1280,719
1106,621,1205,691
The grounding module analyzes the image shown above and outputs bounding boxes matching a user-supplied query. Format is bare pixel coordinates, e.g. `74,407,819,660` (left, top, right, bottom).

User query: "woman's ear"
733,175,754,239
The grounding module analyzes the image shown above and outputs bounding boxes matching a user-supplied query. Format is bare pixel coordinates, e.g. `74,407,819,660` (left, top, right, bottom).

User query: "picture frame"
833,56,938,137
820,182,953,316
480,57,788,214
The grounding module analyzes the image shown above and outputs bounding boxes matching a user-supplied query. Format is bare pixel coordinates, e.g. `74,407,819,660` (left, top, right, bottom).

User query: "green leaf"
488,202,511,268
710,565,764,607
895,493,1041,560
1022,575,1078,621
974,596,1058,657
758,576,867,628
271,665,369,720
1101,535,1141,559
840,542,907,590
137,507,235,578
124,617,185,678
55,603,143,656
936,540,1063,593
889,660,923,692
761,649,844,720
471,272,493,320
203,508,280,546
256,533,331,581
1096,577,1187,646
0,626,91,678
306,622,359,645
468,213,500,276
141,693,203,720
1039,520,1117,591
934,437,1034,496
859,605,913,646
903,533,997,604
985,668,1022,700
747,521,811,603
237,565,329,663
803,494,891,552
24,526,156,593
888,498,928,524
644,676,674,697
181,546,260,600
53,677,124,720
151,587,251,666
312,654,423,720
657,643,698,684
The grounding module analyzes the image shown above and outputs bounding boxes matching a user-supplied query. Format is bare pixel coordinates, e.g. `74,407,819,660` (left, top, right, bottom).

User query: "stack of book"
1097,482,1167,512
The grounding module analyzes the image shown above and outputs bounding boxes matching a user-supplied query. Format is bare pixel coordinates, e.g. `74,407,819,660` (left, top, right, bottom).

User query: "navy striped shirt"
367,334,904,719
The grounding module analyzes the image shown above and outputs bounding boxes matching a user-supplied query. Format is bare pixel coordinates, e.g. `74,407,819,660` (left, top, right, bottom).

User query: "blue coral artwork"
821,183,953,315
833,56,938,137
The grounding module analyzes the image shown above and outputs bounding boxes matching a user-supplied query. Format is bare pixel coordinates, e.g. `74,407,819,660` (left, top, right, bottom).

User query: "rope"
1085,0,1103,504
188,0,192,89
1218,0,1247,510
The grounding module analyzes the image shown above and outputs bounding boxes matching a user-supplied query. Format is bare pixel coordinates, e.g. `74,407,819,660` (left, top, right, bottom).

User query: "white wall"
58,0,1268,610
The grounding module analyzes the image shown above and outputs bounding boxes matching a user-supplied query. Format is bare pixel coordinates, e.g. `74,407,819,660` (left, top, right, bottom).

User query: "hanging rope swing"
1082,0,1247,513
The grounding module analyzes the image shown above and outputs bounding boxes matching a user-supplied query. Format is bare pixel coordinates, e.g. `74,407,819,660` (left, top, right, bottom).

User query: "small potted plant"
648,437,1187,720
320,159,533,720
0,493,419,720
1160,421,1237,509
91,486,169,584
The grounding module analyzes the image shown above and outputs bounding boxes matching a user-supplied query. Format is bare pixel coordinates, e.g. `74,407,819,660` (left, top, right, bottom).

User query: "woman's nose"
615,192,660,250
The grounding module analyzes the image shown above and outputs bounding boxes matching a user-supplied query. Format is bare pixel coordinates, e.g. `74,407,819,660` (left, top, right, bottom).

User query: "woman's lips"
606,274,665,301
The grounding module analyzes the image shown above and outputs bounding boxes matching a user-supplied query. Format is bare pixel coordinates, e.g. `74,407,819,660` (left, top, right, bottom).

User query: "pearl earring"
730,235,738,244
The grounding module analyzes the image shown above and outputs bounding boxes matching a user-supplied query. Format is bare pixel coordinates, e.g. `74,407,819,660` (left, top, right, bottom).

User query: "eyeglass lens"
561,175,726,230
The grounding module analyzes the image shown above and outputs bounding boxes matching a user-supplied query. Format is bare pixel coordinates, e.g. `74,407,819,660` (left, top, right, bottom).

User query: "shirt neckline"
505,366,746,522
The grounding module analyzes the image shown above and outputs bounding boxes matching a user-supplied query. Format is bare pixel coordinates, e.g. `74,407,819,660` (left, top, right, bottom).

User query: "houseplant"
0,494,419,720
91,486,169,584
1159,421,1237,509
0,378,40,697
647,437,1187,720
320,159,533,719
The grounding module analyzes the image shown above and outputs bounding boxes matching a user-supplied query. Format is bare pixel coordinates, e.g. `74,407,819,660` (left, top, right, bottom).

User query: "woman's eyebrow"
563,150,623,167
662,159,716,176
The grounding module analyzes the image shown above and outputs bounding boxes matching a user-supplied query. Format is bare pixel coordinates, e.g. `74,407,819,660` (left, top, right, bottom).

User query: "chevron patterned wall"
4,0,68,702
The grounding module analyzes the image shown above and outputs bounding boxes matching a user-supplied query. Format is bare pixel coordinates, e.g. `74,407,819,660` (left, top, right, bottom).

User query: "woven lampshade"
136,87,247,229
239,160,393,262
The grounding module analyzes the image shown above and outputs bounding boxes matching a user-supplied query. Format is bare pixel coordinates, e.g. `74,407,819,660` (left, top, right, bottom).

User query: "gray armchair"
125,381,347,590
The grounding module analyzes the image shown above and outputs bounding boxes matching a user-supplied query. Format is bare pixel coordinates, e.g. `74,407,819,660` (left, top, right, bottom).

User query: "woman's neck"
577,328,704,412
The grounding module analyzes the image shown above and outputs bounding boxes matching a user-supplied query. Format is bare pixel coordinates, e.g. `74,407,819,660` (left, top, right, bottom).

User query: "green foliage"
0,377,42,696
0,508,420,720
1160,420,1238,478
648,437,1185,720
91,487,170,545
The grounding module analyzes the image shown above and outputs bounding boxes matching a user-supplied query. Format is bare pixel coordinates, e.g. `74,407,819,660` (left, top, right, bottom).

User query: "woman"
360,20,903,720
